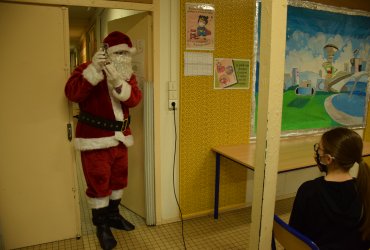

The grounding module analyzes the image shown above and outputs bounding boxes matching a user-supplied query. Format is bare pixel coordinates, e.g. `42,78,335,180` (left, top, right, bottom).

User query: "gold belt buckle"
121,118,129,132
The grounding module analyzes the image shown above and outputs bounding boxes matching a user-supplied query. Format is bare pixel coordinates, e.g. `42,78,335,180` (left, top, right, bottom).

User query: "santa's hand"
92,49,107,72
104,63,123,88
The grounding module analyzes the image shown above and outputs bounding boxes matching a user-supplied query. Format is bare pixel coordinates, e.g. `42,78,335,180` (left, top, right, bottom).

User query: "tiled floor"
16,200,292,249
15,163,293,249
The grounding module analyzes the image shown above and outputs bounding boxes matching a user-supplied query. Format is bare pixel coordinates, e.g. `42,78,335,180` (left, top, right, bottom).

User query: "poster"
184,52,213,76
214,58,250,89
186,3,215,50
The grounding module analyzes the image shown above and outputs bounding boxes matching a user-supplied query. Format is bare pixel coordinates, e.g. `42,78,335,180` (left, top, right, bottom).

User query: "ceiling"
67,0,153,49
68,6,100,49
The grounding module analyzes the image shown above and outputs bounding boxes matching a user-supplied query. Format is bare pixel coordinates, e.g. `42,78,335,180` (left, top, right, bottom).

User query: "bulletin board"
179,0,256,218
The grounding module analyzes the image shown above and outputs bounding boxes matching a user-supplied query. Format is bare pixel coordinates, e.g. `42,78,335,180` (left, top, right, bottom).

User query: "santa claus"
65,31,142,250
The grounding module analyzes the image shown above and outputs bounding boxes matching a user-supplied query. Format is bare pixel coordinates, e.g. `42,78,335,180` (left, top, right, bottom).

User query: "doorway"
67,6,154,235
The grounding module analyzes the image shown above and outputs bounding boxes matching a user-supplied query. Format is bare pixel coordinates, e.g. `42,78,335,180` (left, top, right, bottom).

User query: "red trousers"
80,143,128,198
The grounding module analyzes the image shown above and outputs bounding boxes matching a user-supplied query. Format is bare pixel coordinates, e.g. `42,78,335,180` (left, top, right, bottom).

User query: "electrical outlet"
168,100,178,110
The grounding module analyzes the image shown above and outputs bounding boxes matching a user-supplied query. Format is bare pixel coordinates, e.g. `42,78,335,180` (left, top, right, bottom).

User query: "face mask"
315,151,328,173
314,143,328,173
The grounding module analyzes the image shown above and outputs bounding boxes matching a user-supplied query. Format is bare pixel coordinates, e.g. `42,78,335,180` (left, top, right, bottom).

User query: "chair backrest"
272,214,320,250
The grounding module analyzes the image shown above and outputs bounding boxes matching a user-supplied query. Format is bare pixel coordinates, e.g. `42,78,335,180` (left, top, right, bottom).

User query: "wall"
99,8,144,40
158,0,182,223
178,0,370,218
179,0,255,217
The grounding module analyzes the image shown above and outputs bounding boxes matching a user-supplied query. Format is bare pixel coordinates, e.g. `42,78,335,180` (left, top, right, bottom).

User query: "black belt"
74,112,130,132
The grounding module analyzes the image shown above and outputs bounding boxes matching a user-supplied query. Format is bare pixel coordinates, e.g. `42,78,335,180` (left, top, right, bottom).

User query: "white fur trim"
82,64,104,86
108,84,124,121
107,44,136,54
115,133,134,147
74,134,134,151
88,196,109,209
108,78,122,88
112,81,132,101
110,189,124,200
74,136,119,151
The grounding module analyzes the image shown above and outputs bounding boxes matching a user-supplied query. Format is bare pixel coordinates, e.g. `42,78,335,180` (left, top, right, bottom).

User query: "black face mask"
315,151,328,173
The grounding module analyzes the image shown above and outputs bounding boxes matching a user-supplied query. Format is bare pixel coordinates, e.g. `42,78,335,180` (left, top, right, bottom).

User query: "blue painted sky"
285,6,370,74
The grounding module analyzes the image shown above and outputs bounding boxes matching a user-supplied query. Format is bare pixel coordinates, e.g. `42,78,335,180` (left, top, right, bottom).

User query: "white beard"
111,54,133,81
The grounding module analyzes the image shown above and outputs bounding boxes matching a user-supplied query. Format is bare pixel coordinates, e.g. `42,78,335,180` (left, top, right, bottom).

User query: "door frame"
107,11,153,220
5,0,162,224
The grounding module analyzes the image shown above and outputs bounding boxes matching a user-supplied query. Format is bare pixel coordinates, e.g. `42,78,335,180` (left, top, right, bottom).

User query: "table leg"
214,153,221,219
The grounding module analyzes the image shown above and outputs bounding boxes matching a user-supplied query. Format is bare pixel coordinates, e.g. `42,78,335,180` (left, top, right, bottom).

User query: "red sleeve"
122,74,142,108
65,63,96,103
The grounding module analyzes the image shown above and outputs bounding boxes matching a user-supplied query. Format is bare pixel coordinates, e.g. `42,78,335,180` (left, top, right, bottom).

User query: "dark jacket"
289,176,370,250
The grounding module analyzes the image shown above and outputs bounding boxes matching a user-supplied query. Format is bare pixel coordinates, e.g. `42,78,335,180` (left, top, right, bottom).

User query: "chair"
272,214,319,250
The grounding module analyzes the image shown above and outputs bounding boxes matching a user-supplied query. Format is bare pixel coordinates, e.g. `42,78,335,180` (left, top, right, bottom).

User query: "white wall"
159,0,181,223
99,8,144,40
246,167,322,205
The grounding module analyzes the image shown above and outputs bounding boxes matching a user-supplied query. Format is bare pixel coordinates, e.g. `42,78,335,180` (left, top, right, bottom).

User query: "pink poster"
214,58,237,88
214,58,250,89
186,3,215,51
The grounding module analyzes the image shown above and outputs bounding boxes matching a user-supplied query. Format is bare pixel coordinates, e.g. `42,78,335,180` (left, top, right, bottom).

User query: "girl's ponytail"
357,159,370,240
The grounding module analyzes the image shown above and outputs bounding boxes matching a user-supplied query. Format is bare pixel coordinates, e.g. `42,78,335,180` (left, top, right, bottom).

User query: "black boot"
107,199,135,231
92,207,117,250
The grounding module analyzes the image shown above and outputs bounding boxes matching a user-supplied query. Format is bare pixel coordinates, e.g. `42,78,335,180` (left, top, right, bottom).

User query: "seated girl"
289,127,370,250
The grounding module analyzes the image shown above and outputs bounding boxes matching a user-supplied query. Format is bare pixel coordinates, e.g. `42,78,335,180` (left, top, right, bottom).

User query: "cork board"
179,0,256,217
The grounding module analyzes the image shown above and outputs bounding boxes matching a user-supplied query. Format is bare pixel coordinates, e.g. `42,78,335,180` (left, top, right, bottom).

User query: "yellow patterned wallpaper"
179,0,256,217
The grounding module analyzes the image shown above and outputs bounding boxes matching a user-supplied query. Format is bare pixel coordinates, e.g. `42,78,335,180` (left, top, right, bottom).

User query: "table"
212,136,370,219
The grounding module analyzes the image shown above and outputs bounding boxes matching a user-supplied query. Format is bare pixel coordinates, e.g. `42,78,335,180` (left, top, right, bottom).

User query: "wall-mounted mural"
254,3,370,133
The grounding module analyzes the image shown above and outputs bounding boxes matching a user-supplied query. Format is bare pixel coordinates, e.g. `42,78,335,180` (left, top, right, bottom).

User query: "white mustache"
110,54,132,64
112,62,133,80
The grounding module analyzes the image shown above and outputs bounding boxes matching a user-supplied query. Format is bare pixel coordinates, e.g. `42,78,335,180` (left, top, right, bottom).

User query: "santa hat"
103,31,136,54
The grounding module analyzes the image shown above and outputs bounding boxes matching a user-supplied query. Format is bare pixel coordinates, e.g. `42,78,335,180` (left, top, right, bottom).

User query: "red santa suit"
65,34,142,209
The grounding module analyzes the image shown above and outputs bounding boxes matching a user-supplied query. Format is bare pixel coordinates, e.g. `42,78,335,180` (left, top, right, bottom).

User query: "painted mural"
254,4,370,134
281,6,370,131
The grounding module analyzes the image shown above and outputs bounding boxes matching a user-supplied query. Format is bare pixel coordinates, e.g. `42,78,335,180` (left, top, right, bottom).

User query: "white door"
108,12,152,218
0,3,79,249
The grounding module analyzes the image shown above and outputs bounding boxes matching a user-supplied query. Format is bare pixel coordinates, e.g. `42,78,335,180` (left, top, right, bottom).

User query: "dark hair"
321,127,370,240
198,15,209,25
